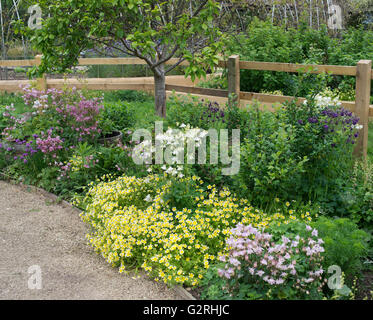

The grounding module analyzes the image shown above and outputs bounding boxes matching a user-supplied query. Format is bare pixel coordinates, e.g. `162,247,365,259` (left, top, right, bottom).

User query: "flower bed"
0,86,371,300
78,174,312,287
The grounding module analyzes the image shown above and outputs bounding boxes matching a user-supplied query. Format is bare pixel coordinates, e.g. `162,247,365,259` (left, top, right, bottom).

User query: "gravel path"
0,181,180,300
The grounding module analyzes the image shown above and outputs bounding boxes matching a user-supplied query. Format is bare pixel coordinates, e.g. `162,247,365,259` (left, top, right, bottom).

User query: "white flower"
352,124,363,130
166,167,174,174
144,194,153,202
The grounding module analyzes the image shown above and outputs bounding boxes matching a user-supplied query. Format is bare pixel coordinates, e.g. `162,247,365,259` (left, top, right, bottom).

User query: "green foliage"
166,95,205,128
369,122,373,161
333,160,373,233
312,217,370,279
103,90,153,103
198,73,227,90
100,101,136,134
0,92,28,114
166,94,226,130
237,105,308,205
162,177,201,212
200,264,233,300
226,91,360,211
204,19,373,97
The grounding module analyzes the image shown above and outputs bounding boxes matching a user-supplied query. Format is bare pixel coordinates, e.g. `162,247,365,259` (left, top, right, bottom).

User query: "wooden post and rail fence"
0,55,372,158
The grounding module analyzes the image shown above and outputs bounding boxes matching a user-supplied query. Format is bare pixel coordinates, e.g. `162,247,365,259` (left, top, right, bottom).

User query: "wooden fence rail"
0,55,372,158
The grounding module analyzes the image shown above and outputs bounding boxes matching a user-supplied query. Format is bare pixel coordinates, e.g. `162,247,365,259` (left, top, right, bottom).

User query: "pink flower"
256,270,265,277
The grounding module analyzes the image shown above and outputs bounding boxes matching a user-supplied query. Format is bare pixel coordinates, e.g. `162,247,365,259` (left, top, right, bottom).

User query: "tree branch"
165,57,187,74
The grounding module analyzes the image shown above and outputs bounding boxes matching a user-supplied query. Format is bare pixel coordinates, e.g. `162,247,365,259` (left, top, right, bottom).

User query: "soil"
0,180,182,300
356,270,373,300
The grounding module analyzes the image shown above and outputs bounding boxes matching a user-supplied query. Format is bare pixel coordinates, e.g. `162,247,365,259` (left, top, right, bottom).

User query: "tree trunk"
154,69,166,118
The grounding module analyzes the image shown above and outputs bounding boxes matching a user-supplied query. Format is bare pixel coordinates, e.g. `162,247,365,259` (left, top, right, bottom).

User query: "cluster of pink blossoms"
18,86,105,145
218,223,326,296
36,129,64,158
55,96,103,140
21,85,64,109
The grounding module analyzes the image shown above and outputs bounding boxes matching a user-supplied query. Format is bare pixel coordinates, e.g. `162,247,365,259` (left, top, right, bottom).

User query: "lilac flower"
217,223,324,296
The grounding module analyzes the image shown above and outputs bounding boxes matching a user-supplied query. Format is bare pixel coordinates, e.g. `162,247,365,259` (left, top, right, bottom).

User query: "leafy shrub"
281,97,358,203
103,90,153,103
198,73,227,90
0,92,27,113
237,106,308,205
340,160,373,232
204,20,373,97
166,94,226,130
312,217,370,279
0,105,7,133
233,92,360,209
100,101,135,133
79,174,312,287
0,86,107,193
51,141,143,198
201,222,326,300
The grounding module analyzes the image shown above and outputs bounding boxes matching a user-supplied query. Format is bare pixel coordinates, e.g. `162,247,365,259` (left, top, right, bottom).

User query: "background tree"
25,0,224,117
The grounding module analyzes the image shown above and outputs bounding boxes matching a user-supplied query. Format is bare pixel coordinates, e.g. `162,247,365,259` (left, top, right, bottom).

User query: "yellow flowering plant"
79,174,313,287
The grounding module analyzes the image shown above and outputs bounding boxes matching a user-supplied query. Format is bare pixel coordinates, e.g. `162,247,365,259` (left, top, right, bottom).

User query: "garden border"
0,173,196,301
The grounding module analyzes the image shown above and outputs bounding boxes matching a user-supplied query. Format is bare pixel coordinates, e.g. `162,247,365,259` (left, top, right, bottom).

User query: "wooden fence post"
354,60,372,159
228,54,240,106
34,55,47,91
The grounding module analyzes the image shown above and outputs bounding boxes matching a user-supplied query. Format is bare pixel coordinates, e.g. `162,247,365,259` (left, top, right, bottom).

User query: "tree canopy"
24,0,224,117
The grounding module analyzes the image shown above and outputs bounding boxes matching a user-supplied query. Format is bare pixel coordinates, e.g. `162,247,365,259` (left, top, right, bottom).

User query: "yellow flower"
81,174,306,288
